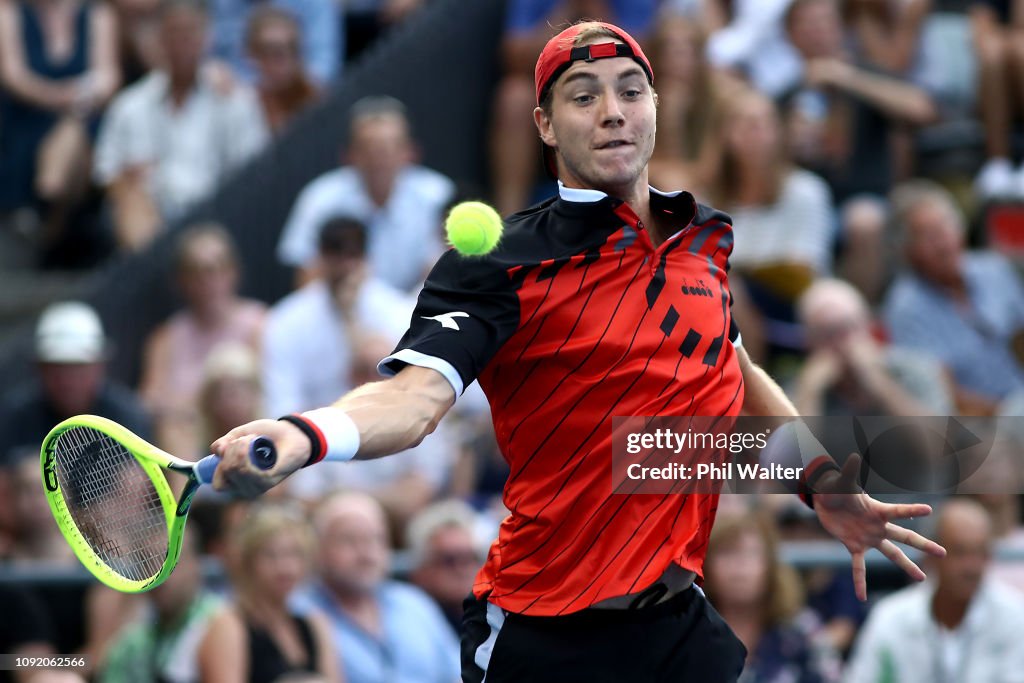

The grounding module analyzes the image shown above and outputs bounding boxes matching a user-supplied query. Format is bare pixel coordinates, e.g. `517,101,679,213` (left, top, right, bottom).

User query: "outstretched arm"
210,365,455,496
738,347,946,598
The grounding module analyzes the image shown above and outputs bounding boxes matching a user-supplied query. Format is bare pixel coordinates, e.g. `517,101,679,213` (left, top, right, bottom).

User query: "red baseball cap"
534,21,654,106
534,22,655,177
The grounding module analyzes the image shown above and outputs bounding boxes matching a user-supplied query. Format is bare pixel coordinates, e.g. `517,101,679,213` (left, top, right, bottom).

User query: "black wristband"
278,414,325,468
798,456,842,510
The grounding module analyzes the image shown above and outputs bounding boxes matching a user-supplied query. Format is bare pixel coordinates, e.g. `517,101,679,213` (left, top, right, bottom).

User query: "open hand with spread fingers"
812,453,947,601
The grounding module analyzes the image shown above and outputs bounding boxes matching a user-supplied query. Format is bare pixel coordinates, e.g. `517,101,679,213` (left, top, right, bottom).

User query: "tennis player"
213,21,945,681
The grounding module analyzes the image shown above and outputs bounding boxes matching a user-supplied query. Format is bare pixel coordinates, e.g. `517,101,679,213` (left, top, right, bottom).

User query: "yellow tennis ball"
445,201,503,256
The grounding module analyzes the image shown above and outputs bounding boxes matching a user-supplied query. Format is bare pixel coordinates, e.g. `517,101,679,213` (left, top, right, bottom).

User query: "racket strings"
54,427,169,582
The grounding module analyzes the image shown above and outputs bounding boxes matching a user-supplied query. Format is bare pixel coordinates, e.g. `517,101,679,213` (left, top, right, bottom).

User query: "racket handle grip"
195,436,278,484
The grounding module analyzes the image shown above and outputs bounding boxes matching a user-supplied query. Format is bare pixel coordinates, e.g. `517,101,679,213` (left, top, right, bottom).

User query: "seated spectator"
846,498,1024,683
276,95,453,292
293,492,460,683
245,6,320,134
0,0,120,262
93,0,268,252
883,180,1024,414
139,224,265,457
646,12,726,194
265,216,411,416
780,0,938,302
406,499,484,634
0,584,86,683
703,511,842,683
98,534,222,683
487,0,659,216
793,278,952,416
210,0,338,86
199,504,341,683
706,88,835,360
969,0,1024,199
0,301,151,467
266,217,451,525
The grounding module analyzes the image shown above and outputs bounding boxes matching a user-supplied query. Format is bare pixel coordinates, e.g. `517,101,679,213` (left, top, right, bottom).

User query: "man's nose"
600,92,625,126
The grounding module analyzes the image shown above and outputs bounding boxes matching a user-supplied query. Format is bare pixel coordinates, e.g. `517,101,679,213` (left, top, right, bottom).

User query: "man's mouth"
595,140,632,150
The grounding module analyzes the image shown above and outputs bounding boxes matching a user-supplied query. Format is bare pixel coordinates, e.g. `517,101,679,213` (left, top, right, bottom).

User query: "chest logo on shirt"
681,278,713,298
422,312,470,330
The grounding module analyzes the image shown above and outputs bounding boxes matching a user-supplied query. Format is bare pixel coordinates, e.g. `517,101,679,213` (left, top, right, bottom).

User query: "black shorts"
461,586,747,683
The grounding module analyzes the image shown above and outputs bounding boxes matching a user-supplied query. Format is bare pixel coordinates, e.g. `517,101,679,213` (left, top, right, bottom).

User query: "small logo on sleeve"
422,312,470,330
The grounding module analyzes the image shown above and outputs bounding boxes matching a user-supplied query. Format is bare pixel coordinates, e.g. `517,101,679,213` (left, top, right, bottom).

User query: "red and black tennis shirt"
380,184,745,616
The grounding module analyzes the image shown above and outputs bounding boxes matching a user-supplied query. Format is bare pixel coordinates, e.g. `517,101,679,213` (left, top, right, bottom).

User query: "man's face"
177,235,238,310
160,7,207,77
904,202,964,287
935,508,991,604
38,362,105,417
535,49,657,195
348,115,414,186
788,0,843,60
318,502,390,595
411,526,480,608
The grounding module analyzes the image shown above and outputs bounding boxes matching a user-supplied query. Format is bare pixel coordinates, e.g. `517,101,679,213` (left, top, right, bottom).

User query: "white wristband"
301,407,360,462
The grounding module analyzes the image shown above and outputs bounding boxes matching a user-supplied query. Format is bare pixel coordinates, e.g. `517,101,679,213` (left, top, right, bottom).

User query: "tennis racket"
40,414,277,593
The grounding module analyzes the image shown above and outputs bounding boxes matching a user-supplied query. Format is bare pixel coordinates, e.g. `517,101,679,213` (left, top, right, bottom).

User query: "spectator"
883,179,1024,414
706,88,835,360
293,492,460,683
209,0,339,86
245,6,320,134
265,217,410,418
93,0,268,252
0,0,120,261
199,504,341,683
846,498,1024,683
487,0,659,216
276,95,453,292
139,224,265,457
406,499,484,633
793,278,952,416
98,534,222,683
703,511,842,683
969,0,1024,198
781,0,937,203
780,0,937,302
0,301,151,467
646,12,726,194
268,217,452,524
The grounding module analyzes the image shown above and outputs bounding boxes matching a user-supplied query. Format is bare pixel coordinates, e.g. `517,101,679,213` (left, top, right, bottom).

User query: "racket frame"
41,414,208,592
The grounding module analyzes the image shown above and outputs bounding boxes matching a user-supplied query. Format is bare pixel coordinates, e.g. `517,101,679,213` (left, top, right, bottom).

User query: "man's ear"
534,106,557,147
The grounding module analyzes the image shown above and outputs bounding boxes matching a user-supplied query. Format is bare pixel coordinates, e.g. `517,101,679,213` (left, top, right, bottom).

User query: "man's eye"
574,94,594,104
623,89,641,98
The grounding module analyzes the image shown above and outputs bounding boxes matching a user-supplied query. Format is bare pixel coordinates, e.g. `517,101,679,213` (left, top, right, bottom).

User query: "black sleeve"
379,249,521,394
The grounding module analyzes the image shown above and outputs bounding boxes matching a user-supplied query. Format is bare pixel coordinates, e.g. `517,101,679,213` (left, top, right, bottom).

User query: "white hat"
35,301,108,364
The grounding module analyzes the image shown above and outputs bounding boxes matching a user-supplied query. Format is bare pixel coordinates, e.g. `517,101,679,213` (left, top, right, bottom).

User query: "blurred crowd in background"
2,0,1024,682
